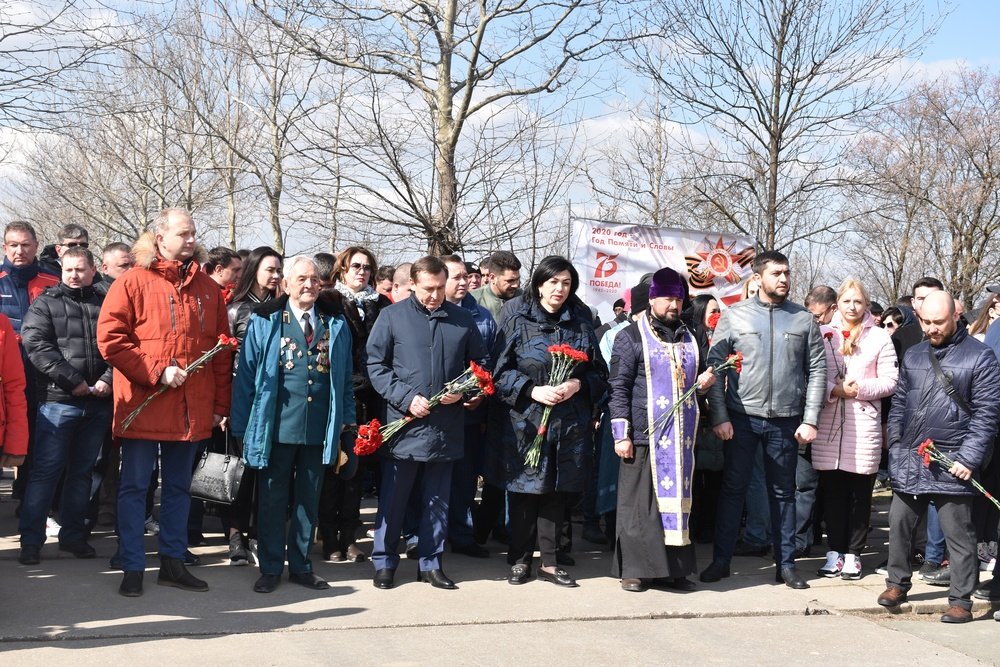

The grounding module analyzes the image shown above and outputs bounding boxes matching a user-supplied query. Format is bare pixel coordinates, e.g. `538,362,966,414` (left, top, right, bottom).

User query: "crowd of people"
2,209,1000,624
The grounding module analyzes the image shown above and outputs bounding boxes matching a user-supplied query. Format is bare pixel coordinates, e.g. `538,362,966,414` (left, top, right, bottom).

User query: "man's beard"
653,310,679,324
762,285,787,303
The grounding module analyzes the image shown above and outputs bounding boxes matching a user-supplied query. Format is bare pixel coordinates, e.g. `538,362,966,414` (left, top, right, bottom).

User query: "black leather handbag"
190,432,246,504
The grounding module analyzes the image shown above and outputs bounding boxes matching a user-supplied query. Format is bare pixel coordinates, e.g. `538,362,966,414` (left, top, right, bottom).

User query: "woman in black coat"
491,256,608,587
317,245,392,563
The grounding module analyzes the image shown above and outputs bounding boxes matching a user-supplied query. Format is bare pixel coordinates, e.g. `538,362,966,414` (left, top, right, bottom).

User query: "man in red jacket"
98,208,232,598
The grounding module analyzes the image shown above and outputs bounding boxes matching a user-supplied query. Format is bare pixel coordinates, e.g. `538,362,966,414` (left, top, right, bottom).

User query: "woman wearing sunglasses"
317,246,391,563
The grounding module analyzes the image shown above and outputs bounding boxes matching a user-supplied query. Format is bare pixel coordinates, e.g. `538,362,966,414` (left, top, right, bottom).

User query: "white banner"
570,220,757,323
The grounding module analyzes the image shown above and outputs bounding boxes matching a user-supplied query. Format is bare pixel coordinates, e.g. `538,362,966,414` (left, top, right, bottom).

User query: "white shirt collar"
287,301,317,333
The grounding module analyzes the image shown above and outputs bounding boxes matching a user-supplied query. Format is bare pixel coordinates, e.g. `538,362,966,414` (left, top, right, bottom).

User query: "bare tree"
633,0,940,250
0,1,128,130
849,67,1000,307
255,0,635,254
584,86,693,229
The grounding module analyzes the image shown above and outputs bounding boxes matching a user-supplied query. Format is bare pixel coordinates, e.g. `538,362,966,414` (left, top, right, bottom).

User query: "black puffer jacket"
887,325,1000,496
488,295,609,494
21,282,112,402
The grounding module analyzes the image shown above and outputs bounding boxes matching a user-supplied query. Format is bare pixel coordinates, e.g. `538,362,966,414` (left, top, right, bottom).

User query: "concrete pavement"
0,485,997,664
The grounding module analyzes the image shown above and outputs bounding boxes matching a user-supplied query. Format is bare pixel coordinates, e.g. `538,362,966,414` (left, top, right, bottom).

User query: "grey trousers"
887,492,978,610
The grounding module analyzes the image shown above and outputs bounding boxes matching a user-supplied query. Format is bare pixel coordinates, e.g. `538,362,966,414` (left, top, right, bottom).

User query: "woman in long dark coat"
316,245,392,562
491,256,608,587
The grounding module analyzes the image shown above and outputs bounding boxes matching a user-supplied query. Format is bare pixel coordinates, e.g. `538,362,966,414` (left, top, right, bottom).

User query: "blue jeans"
743,447,771,546
925,502,947,564
19,400,112,546
118,438,202,571
713,414,799,568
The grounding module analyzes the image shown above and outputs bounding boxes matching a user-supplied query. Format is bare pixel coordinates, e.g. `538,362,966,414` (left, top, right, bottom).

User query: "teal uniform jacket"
231,295,356,468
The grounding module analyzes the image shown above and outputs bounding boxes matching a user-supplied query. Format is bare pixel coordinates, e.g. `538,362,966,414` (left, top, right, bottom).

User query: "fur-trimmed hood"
132,231,208,269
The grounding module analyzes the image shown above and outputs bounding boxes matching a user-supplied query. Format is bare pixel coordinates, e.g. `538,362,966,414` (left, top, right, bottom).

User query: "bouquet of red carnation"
122,334,239,431
354,361,494,455
524,345,589,469
917,439,1000,510
646,352,743,436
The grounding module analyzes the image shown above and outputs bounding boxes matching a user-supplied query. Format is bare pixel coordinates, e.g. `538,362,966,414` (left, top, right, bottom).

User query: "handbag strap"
928,346,971,414
224,428,234,457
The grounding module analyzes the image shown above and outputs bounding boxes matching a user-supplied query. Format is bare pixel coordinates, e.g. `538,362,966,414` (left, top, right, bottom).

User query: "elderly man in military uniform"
231,256,356,594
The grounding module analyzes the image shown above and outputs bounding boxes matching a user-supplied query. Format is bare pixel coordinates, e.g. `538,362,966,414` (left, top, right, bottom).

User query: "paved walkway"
1,484,997,664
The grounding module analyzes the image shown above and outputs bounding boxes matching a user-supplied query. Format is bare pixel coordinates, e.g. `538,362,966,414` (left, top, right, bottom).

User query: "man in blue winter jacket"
878,291,1000,623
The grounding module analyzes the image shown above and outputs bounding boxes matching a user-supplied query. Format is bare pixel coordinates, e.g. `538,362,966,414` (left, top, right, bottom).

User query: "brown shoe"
940,605,973,624
877,586,907,608
621,578,647,592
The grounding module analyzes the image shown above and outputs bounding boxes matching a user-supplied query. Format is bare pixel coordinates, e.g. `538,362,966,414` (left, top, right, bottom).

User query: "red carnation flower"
354,418,384,456
823,332,833,341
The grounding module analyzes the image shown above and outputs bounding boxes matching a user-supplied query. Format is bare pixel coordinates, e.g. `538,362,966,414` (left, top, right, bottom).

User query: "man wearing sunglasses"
38,223,91,275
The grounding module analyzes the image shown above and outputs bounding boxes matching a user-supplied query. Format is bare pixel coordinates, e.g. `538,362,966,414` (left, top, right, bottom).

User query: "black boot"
119,570,144,597
157,555,208,592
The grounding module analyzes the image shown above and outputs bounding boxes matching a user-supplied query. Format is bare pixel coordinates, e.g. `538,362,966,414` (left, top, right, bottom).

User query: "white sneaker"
45,517,62,538
841,554,862,580
818,551,844,577
144,516,160,535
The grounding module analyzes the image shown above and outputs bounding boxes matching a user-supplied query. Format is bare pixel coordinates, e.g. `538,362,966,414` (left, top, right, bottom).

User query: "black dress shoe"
451,542,490,558
18,544,41,565
119,570,143,597
538,567,578,587
418,568,458,589
661,577,696,592
508,564,531,585
373,568,396,589
59,541,96,559
921,564,951,587
699,562,730,583
974,579,1000,601
556,551,575,567
777,567,810,589
289,572,330,590
254,573,281,593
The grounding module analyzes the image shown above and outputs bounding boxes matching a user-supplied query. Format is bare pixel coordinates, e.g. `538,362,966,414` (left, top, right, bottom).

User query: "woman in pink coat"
814,279,898,581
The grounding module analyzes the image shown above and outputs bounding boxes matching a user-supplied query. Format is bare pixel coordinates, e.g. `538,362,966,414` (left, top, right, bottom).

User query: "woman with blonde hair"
813,278,898,581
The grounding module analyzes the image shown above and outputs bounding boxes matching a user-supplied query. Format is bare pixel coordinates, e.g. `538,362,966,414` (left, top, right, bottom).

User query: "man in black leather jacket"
699,250,826,590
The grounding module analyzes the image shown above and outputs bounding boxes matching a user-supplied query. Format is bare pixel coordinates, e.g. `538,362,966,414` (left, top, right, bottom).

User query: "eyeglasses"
350,262,372,272
62,241,89,248
884,321,897,330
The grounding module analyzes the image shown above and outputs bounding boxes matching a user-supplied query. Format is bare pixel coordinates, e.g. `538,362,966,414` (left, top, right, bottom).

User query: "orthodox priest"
608,267,716,593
